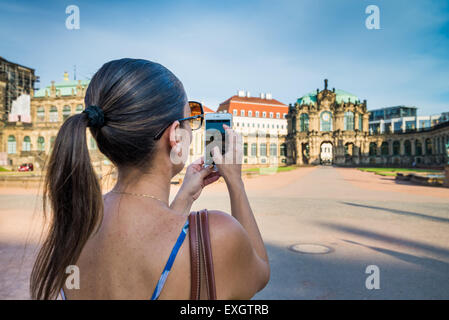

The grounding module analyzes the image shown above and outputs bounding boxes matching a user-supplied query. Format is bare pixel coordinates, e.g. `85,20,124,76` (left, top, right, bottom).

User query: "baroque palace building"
0,69,216,176
286,79,449,166
0,72,111,175
2,62,448,173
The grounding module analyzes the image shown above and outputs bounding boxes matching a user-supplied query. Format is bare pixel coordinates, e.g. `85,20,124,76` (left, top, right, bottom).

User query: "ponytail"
30,113,103,300
30,57,188,299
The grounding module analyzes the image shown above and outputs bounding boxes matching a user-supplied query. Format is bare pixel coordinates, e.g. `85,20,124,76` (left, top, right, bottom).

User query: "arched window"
7,135,16,154
415,140,423,156
300,113,309,132
280,143,286,156
270,143,277,156
425,138,432,155
369,142,377,156
63,105,71,121
381,142,389,156
359,114,363,131
344,111,354,131
251,143,257,156
23,136,31,151
37,106,45,122
393,141,400,156
49,106,58,122
320,111,332,132
260,143,267,156
404,140,411,156
37,136,45,151
75,104,83,114
243,143,248,156
291,116,296,133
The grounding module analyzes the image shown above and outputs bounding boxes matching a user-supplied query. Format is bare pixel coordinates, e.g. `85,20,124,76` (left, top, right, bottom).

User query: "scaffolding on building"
0,56,39,121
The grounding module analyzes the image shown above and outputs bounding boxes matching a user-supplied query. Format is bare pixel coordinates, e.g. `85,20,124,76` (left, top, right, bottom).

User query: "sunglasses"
153,101,204,140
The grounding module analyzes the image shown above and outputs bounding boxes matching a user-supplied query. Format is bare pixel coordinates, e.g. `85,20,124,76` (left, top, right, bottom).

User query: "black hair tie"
83,105,105,128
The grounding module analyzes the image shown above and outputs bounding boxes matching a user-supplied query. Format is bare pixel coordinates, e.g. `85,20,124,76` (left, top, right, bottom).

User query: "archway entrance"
320,142,333,165
345,142,355,164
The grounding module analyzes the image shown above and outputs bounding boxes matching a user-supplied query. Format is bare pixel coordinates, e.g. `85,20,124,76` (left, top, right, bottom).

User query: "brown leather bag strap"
189,211,200,300
189,210,217,300
198,209,217,300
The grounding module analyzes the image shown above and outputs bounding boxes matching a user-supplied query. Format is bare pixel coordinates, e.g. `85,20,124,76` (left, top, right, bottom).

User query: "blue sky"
1,0,449,114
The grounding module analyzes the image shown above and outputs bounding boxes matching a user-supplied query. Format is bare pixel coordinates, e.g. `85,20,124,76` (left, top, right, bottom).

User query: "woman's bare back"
61,191,267,300
63,194,195,300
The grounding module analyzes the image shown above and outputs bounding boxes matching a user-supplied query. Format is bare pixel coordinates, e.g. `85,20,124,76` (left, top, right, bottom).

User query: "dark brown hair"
30,58,187,299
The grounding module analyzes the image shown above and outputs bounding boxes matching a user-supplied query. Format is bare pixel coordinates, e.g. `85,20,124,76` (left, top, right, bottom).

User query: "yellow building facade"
0,75,109,176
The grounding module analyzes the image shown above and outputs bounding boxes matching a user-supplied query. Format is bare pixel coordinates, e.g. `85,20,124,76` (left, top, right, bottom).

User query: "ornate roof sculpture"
34,72,89,98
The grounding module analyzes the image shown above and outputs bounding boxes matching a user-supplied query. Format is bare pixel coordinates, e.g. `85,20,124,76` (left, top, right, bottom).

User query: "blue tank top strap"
60,288,66,300
151,216,190,300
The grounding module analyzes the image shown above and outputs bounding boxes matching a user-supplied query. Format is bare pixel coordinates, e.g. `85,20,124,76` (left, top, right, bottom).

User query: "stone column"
388,141,393,156
444,166,449,188
377,141,382,156
433,137,437,155
296,140,303,165
354,113,359,131
310,136,319,164
421,138,426,156
411,138,416,156
363,114,370,132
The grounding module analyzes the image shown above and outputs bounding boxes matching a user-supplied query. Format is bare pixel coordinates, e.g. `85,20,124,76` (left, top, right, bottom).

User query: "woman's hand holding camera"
211,124,243,186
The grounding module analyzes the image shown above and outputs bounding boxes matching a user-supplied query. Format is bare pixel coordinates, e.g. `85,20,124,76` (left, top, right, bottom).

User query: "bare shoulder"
206,210,254,259
206,210,269,299
206,209,257,264
206,210,243,244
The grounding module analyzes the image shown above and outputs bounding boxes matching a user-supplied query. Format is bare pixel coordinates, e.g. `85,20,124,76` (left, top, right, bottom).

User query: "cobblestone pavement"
1,166,449,299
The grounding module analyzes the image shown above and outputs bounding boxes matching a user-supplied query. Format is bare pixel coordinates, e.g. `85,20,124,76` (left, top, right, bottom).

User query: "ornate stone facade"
286,79,371,165
286,79,449,167
367,123,449,166
0,77,110,176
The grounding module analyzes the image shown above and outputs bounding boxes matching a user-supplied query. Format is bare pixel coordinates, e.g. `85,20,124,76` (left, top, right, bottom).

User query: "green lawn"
243,166,296,175
358,167,442,177
0,166,10,172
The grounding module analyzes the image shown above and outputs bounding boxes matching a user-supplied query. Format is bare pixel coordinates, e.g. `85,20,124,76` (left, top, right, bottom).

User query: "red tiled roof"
203,105,215,113
217,95,288,115
226,95,287,106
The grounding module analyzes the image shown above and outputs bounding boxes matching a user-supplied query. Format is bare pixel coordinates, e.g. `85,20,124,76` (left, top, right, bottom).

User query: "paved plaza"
1,166,449,299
